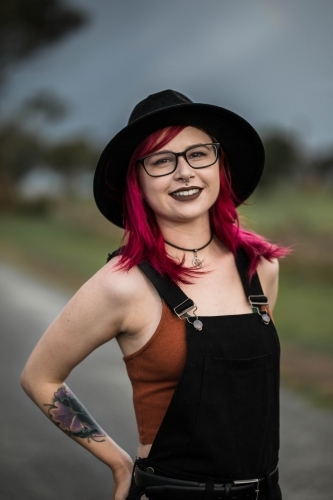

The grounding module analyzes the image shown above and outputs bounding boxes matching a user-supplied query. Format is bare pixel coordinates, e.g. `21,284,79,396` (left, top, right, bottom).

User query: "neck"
158,216,212,251
157,216,213,267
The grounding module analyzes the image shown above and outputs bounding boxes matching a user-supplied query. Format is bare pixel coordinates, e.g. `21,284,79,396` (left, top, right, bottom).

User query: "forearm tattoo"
44,385,105,443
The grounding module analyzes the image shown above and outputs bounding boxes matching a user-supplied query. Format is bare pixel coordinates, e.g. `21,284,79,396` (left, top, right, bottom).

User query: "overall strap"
235,248,273,324
138,262,197,321
235,248,264,296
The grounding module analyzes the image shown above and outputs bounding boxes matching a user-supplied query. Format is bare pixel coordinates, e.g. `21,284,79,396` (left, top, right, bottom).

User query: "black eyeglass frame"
137,142,221,177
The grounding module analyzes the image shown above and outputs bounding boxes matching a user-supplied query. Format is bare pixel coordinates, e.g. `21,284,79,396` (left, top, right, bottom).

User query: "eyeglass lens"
143,144,218,177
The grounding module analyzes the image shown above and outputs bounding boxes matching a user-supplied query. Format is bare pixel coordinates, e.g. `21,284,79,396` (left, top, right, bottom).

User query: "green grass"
275,269,333,353
239,184,333,235
0,213,122,289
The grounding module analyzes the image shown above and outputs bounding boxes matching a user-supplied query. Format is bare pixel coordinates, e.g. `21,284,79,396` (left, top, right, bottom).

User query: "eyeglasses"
137,143,220,177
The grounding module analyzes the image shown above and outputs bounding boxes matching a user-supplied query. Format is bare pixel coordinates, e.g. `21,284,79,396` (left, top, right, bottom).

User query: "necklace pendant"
192,256,202,268
192,250,202,268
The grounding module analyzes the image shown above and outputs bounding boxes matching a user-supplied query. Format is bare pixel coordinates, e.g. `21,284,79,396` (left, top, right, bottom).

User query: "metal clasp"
248,295,271,325
248,295,269,308
174,298,197,320
174,299,203,331
233,477,260,500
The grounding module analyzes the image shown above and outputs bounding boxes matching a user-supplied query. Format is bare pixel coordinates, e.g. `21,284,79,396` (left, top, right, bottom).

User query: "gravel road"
1,262,332,500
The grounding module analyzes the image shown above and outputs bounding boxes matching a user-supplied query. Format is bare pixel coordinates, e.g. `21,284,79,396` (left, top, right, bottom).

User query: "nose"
175,154,194,180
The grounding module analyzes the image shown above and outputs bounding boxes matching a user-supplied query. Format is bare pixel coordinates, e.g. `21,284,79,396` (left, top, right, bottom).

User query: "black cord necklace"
164,234,214,268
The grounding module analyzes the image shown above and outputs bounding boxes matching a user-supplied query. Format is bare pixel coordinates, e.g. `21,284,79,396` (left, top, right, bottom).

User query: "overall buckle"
233,477,260,500
174,299,203,331
248,295,271,325
174,298,197,319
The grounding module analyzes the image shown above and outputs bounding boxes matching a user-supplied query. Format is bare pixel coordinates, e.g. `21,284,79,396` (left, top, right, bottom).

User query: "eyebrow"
152,143,212,154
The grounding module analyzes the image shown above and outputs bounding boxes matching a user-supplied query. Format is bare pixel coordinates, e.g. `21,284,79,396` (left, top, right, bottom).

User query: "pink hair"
116,126,289,283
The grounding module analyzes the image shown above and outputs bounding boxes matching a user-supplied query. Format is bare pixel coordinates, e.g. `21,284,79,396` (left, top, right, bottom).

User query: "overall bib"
124,250,281,500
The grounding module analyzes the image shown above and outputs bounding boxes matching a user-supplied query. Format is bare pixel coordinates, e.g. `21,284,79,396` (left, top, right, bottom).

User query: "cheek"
137,170,164,211
204,168,221,208
210,183,220,208
207,165,221,196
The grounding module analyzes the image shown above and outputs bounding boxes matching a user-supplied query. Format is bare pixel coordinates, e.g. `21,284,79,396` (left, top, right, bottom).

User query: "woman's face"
137,126,220,227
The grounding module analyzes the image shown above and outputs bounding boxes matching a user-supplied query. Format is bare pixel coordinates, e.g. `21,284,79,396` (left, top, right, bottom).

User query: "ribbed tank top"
123,300,186,444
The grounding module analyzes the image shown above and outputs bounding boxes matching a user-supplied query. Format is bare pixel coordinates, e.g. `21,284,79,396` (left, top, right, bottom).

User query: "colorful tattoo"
44,385,105,443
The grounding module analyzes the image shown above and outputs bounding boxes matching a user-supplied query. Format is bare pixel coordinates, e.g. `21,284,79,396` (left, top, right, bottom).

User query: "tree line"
0,0,332,212
1,113,332,209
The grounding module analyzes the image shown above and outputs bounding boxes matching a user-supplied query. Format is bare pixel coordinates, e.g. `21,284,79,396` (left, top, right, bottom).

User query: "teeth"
173,189,199,197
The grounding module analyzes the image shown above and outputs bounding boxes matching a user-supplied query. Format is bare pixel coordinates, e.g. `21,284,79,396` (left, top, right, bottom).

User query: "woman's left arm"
257,257,279,313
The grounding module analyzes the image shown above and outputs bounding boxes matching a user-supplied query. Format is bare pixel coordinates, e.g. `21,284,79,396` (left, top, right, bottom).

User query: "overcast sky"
1,0,333,152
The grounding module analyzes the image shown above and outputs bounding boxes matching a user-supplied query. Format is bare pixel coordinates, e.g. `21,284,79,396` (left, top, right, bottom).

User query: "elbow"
20,360,41,400
20,360,66,401
20,364,32,397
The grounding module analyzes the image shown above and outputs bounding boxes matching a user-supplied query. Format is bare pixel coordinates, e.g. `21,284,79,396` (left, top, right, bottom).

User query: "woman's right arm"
20,261,139,500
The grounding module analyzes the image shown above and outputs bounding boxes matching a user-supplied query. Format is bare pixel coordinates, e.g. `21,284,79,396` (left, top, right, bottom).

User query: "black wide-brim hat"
93,90,265,228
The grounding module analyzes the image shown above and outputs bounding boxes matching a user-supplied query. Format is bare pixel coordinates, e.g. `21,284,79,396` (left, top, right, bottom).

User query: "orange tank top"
123,300,186,444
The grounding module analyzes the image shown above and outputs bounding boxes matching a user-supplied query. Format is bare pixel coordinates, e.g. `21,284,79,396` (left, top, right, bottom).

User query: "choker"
164,234,213,268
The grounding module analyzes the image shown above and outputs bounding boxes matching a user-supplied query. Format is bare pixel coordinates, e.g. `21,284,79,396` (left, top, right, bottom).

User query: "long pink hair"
116,126,288,283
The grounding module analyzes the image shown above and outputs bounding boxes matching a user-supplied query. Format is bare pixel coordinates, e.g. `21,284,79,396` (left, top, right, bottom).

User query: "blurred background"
1,1,332,499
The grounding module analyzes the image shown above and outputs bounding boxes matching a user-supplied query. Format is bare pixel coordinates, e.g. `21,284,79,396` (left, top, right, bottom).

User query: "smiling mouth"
169,187,202,201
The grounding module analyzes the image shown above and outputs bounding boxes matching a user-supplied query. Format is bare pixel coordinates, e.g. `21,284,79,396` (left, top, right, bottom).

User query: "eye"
147,153,175,167
187,146,209,159
153,156,173,166
190,150,207,158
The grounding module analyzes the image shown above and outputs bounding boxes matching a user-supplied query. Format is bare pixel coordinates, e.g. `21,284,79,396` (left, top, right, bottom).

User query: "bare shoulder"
92,256,160,333
95,255,148,303
257,258,279,311
46,256,152,345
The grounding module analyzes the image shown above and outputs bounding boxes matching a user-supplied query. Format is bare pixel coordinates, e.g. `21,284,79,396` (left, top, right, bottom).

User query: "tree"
0,121,100,209
19,90,70,123
45,139,100,176
0,0,88,84
0,122,44,208
311,150,333,186
0,122,43,181
260,130,303,188
0,1,90,209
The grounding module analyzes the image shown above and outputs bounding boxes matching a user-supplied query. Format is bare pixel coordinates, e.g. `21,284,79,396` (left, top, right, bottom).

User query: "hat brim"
93,103,265,228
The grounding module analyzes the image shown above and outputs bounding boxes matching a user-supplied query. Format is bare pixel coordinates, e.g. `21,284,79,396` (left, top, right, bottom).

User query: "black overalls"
121,250,282,500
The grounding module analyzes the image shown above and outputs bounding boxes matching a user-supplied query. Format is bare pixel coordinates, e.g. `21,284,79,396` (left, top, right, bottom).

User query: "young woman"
21,90,288,500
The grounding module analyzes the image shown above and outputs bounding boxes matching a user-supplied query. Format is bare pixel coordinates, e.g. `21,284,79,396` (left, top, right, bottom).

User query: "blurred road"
1,262,333,500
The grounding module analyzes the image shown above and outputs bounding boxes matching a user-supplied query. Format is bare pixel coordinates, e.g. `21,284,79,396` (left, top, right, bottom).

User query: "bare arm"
257,257,279,313
21,260,139,500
